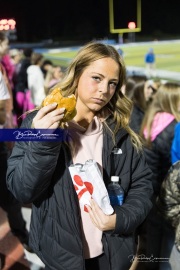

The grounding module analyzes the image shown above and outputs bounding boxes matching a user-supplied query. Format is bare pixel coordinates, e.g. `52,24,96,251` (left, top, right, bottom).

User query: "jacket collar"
103,116,128,155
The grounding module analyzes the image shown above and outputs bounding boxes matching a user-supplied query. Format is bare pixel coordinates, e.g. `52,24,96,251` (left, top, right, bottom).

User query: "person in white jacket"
27,52,46,107
0,70,10,125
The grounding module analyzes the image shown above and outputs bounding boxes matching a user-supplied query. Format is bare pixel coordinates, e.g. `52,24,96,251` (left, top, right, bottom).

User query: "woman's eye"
92,76,101,82
109,82,117,88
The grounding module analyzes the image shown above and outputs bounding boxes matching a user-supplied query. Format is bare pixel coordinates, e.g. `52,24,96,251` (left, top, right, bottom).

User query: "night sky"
1,0,180,42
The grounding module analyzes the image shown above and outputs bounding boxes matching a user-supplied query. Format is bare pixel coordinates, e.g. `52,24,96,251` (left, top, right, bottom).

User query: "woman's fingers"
43,112,65,126
32,104,66,129
49,121,61,129
87,199,115,231
87,200,103,229
35,103,58,120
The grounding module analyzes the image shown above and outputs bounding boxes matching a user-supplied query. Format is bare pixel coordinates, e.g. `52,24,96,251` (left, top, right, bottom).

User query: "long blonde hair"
140,82,180,145
49,42,142,150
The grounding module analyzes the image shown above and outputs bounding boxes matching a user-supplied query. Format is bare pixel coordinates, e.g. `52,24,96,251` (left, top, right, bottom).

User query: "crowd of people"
0,32,35,250
1,32,64,128
0,31,64,268
0,31,180,270
123,76,180,270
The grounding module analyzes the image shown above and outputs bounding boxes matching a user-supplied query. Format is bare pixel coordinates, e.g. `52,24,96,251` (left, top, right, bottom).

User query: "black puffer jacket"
130,105,144,134
143,119,177,195
7,112,153,270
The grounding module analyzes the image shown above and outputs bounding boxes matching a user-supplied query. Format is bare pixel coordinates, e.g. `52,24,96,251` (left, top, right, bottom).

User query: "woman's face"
144,81,154,101
0,38,9,57
53,66,63,79
76,57,119,115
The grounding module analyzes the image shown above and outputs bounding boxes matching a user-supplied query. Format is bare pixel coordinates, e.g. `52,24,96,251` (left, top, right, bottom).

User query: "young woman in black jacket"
6,42,153,270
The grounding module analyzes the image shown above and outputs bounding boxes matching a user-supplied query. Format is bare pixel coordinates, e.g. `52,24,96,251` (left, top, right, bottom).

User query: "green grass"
43,40,180,73
122,41,180,72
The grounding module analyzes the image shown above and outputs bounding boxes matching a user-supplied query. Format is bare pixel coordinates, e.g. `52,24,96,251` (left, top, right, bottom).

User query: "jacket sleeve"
156,164,180,227
171,123,180,164
6,111,62,204
113,143,153,235
143,122,176,195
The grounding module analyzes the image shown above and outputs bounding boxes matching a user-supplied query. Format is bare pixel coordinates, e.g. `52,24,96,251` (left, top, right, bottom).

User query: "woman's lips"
92,98,105,104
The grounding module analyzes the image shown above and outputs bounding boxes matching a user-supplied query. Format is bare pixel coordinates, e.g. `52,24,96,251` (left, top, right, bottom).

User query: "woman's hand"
86,199,116,231
32,103,65,129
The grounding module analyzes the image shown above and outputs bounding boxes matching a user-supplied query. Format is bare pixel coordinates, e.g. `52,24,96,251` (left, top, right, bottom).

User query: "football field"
42,39,180,74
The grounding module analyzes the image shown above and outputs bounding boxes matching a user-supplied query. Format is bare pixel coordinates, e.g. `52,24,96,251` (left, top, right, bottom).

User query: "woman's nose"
98,82,108,93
